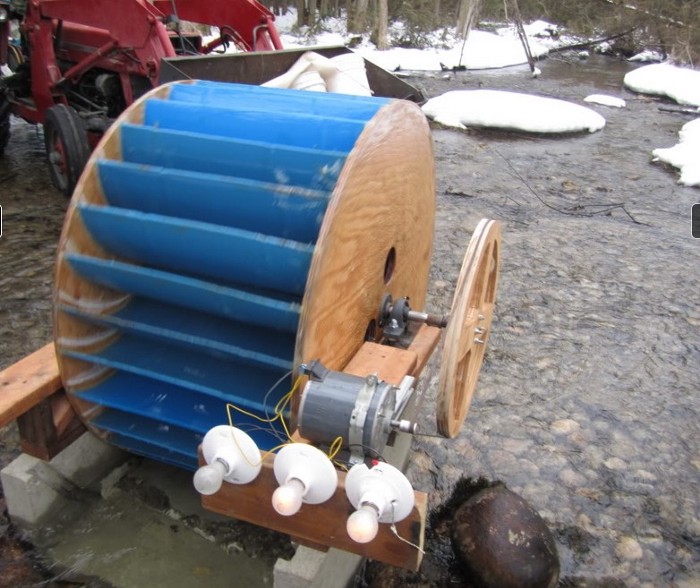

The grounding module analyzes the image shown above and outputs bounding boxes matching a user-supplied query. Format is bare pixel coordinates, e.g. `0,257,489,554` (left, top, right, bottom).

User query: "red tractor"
0,0,283,195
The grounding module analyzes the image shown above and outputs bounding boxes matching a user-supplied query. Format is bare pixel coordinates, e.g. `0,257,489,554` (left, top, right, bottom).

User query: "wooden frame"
0,343,85,460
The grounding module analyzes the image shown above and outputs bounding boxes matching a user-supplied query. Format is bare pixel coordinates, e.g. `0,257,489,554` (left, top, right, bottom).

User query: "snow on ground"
422,90,606,133
273,9,699,184
652,118,700,187
275,11,550,71
624,64,700,186
354,30,549,72
624,63,700,108
584,94,626,108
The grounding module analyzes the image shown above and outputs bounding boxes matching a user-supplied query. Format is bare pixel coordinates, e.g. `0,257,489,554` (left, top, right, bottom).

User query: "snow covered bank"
652,118,700,187
624,64,700,108
422,90,606,134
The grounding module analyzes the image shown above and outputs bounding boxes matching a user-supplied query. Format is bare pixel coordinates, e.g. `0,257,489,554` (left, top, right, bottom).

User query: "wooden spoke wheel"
436,219,500,438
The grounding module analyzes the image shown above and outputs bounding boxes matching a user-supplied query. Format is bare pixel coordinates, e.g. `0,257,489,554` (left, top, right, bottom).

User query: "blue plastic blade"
65,254,301,333
118,124,347,192
97,159,329,243
78,204,313,296
144,99,367,152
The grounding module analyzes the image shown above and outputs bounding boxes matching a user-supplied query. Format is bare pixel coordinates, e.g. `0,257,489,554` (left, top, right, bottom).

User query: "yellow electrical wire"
221,376,304,466
327,435,343,460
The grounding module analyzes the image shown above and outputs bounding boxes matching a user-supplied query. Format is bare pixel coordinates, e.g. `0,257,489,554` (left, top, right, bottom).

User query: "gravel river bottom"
0,54,698,587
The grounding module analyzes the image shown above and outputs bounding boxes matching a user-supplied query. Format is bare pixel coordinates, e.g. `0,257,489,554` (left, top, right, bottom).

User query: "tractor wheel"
0,90,10,156
7,45,25,72
44,104,90,197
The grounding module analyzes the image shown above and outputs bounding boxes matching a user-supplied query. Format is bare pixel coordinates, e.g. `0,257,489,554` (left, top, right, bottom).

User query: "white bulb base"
345,461,415,543
193,425,262,495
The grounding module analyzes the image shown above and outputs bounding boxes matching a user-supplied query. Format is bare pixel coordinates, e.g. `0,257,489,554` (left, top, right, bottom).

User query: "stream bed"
0,54,698,587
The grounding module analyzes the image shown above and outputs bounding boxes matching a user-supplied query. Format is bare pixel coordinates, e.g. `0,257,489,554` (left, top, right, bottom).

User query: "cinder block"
0,432,127,527
1,453,73,526
273,545,363,588
50,431,126,488
274,546,327,588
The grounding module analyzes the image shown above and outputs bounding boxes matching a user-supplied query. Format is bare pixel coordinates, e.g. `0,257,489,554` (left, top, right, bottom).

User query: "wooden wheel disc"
436,219,501,438
295,100,435,387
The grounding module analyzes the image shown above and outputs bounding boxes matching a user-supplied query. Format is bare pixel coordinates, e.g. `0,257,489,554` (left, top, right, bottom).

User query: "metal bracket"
348,374,378,465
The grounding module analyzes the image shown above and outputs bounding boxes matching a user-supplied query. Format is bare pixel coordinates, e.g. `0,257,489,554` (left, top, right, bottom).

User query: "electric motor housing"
298,371,396,459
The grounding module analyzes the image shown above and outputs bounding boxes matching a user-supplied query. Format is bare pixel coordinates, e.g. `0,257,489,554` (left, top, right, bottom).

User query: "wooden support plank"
342,325,442,385
408,325,442,378
0,343,62,428
343,342,417,385
201,455,426,571
16,395,85,461
0,342,85,460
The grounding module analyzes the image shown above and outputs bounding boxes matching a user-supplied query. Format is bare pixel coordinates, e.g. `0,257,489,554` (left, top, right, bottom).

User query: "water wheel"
53,81,438,469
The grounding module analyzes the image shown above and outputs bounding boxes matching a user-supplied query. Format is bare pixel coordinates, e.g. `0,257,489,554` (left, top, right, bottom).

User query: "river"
0,54,698,587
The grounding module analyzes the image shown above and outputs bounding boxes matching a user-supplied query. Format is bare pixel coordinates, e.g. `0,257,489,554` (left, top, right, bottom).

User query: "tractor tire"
7,44,25,73
44,104,90,197
0,90,10,156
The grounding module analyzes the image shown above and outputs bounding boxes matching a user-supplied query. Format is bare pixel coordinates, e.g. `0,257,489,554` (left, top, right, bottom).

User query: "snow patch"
652,118,700,187
584,94,626,108
624,63,700,108
422,90,606,134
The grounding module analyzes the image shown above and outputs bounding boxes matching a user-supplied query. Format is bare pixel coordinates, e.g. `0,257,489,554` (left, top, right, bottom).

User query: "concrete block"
50,431,126,488
0,432,127,527
274,546,328,588
274,545,364,588
1,453,73,526
311,548,364,588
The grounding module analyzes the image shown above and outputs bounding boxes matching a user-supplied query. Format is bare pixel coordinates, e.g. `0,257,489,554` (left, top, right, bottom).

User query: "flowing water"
0,54,698,587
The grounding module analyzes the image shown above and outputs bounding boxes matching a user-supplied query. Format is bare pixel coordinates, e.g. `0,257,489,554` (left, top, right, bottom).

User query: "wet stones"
451,485,560,588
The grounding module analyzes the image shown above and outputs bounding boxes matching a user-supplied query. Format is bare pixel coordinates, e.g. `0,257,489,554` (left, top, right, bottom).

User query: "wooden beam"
0,343,62,428
17,395,86,461
0,342,85,460
342,325,442,385
201,455,426,571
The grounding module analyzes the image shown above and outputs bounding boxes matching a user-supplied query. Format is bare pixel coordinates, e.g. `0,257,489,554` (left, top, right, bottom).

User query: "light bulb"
347,504,379,543
272,478,305,516
193,459,227,495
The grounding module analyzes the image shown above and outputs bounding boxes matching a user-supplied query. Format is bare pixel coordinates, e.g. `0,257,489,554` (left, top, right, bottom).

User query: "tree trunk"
296,0,306,26
456,0,482,39
296,0,319,27
375,0,389,49
319,0,330,18
349,0,370,33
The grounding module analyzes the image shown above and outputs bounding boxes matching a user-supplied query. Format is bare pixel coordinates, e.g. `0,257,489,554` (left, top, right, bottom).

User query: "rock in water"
451,485,559,588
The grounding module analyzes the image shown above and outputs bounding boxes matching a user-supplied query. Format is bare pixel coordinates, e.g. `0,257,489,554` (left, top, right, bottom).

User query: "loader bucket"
159,46,424,102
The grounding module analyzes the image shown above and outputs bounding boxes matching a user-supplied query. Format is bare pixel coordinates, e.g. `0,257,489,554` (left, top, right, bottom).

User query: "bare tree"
456,0,482,39
296,0,318,26
349,0,370,33
375,0,389,49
